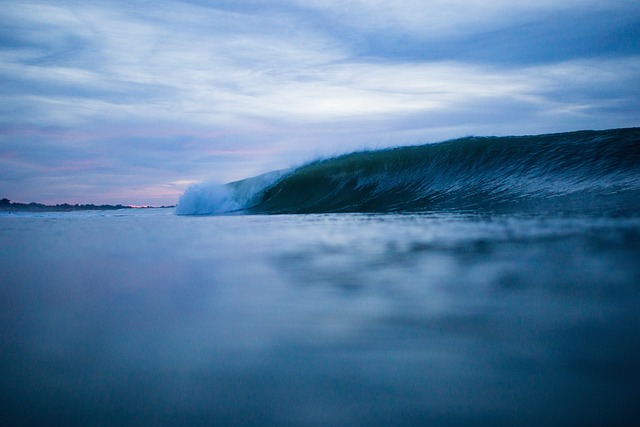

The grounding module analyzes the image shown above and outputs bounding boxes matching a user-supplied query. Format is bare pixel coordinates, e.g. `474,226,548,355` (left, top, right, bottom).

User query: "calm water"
1,209,639,426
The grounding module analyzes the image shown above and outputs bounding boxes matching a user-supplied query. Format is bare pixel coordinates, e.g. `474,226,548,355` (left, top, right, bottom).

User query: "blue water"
1,208,639,426
2,128,639,425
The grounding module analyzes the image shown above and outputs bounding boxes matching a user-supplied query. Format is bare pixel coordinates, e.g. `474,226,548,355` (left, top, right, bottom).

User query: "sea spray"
176,168,290,215
176,182,240,215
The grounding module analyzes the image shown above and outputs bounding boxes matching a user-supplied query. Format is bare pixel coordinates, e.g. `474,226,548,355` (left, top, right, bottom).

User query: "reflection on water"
1,211,639,426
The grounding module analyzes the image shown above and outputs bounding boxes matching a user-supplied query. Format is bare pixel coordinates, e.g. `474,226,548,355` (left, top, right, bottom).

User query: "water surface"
1,209,639,426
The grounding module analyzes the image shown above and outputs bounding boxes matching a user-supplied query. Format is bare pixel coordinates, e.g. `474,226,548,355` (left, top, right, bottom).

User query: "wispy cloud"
1,0,638,204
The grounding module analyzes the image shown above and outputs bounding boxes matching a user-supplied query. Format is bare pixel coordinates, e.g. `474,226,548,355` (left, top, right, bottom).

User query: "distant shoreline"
0,198,174,212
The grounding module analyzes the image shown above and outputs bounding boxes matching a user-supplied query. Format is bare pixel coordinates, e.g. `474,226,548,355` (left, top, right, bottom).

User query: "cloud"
1,0,639,204
291,0,633,40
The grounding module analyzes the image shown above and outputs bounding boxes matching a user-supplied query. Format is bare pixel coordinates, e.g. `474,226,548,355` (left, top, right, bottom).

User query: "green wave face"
248,128,640,215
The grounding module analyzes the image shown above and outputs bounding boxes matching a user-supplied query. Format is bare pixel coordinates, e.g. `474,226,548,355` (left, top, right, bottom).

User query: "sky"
1,0,639,205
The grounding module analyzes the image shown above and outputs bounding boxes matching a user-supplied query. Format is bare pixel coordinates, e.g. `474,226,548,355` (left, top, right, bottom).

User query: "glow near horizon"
1,0,639,205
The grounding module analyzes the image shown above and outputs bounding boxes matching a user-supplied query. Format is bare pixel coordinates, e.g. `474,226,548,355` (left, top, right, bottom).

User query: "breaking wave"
177,128,640,216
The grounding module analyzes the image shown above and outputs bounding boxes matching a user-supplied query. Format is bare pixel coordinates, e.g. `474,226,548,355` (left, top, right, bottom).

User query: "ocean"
1,128,639,426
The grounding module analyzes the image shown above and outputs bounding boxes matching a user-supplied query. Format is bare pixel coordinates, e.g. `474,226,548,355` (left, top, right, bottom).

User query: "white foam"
176,169,290,215
175,183,242,215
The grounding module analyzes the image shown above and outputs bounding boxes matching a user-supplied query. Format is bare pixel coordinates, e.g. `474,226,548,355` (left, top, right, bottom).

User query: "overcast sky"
1,0,639,205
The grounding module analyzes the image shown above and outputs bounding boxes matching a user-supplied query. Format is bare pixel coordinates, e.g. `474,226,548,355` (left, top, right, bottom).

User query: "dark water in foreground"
1,209,639,426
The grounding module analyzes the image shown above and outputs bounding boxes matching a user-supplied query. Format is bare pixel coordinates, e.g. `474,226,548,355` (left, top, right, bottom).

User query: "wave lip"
177,128,640,216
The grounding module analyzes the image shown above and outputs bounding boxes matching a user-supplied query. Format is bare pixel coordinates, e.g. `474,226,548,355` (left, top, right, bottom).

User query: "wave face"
177,128,640,215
